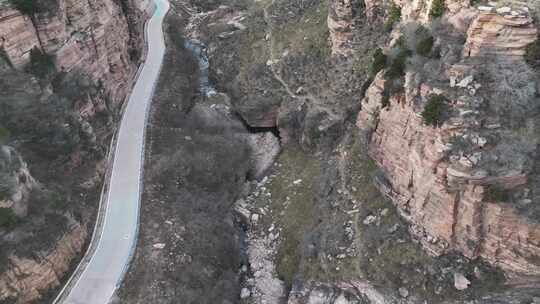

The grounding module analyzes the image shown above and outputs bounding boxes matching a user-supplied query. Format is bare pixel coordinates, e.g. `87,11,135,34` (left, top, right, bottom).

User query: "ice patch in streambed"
183,39,217,97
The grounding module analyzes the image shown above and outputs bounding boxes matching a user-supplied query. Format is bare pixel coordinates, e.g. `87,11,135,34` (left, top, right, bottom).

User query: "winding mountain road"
54,0,169,303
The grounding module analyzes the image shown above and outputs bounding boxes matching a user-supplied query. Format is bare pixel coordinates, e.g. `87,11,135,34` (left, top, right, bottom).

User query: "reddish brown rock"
328,0,354,56
463,12,537,58
0,9,39,67
356,3,540,276
0,224,87,303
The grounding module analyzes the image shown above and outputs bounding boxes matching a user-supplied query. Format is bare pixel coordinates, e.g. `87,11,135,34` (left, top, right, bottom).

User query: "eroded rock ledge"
357,2,540,277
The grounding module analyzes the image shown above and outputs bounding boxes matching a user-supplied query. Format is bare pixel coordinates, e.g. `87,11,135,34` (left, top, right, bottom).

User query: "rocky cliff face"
0,224,87,303
327,0,354,56
0,146,37,217
0,0,147,105
0,0,147,302
463,9,537,58
357,0,540,277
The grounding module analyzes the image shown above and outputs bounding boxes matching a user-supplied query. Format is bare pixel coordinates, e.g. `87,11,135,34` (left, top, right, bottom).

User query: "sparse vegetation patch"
0,208,17,229
8,0,58,15
525,40,540,68
385,45,411,80
484,185,510,203
28,47,55,78
416,36,434,57
8,0,36,15
269,147,320,287
271,1,330,59
421,94,447,126
384,2,402,32
370,48,387,76
430,0,445,18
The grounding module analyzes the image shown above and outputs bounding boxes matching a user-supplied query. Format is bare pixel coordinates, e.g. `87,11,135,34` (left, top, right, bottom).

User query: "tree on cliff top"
430,0,446,18
384,3,401,32
8,0,36,15
8,0,58,16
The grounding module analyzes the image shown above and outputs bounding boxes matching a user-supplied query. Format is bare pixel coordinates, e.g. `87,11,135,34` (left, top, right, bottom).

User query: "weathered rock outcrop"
357,4,540,276
247,132,281,179
288,281,390,304
0,146,37,217
463,10,537,58
0,223,87,303
328,0,354,56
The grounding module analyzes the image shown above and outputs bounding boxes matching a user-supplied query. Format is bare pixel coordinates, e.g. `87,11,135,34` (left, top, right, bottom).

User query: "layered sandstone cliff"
0,0,147,105
327,0,354,56
357,1,540,276
0,0,148,301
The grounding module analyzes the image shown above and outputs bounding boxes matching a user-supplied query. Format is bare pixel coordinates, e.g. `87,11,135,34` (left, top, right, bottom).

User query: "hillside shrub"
371,48,387,76
416,36,434,56
525,41,540,68
484,185,510,203
448,135,473,154
421,94,446,126
385,46,411,80
8,0,58,15
8,0,36,15
28,47,55,78
0,208,17,229
430,0,445,18
486,61,535,113
384,3,401,32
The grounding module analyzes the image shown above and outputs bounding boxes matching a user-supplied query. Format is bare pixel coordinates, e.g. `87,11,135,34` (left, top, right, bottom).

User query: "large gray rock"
0,146,37,217
247,132,281,179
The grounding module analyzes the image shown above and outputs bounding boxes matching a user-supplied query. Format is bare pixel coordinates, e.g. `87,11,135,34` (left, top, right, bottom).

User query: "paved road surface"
57,0,169,302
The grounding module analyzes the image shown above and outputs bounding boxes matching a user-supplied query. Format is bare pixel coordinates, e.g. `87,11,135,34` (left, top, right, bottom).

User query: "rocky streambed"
183,39,217,96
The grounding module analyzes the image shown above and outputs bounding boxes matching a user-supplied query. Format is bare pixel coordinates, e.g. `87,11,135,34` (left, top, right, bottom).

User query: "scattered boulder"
152,243,166,250
456,75,474,88
240,287,251,299
251,213,260,224
398,287,409,298
454,272,471,290
363,215,377,225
